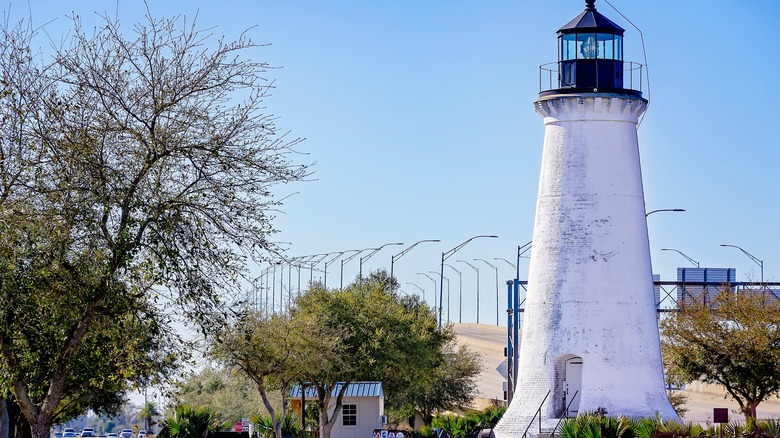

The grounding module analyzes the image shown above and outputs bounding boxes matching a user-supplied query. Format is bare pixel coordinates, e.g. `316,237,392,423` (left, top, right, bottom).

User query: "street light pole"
390,239,440,281
439,235,498,327
261,266,271,314
457,260,481,324
271,262,278,313
516,241,532,280
308,253,331,284
256,270,263,311
476,258,500,326
284,258,293,310
720,244,764,282
322,251,348,289
359,242,404,278
495,257,517,271
296,259,302,297
445,264,463,323
418,273,438,307
341,248,370,289
431,271,450,324
661,248,700,268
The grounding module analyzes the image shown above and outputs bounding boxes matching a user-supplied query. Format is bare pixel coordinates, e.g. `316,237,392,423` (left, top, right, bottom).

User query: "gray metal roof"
289,382,383,398
558,0,624,35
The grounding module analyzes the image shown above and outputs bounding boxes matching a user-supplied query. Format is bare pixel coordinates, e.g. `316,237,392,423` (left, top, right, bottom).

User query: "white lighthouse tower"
495,1,677,435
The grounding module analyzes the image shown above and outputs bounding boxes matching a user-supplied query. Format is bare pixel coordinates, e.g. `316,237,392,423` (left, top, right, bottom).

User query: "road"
453,323,780,423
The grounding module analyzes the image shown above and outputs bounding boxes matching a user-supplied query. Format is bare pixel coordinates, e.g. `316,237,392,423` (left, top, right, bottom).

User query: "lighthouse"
495,1,678,435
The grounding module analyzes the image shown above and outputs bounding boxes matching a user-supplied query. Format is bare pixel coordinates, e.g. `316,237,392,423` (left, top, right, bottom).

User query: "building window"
342,404,357,426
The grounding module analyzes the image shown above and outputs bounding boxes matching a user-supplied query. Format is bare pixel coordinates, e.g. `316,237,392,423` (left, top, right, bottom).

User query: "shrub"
411,425,436,438
156,405,229,438
251,413,302,438
756,418,780,437
558,412,710,438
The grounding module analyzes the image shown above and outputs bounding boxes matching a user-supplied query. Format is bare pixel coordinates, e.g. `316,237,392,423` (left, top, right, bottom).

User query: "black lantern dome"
544,0,641,97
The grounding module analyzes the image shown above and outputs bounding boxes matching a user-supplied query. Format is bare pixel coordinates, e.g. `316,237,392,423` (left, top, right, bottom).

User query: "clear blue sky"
20,0,780,326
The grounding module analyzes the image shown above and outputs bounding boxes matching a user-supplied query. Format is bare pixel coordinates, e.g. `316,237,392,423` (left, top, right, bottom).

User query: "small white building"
290,382,384,438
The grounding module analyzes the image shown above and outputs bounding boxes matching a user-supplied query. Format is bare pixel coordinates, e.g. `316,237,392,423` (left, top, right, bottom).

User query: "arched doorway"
564,356,583,417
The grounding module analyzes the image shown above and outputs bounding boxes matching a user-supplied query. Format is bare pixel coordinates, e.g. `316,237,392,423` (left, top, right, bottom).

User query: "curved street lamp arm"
456,259,480,272
444,264,461,275
443,235,499,262
661,248,700,268
646,208,685,217
419,272,437,283
518,241,532,257
494,257,517,269
392,239,440,263
362,242,404,263
342,248,369,264
430,271,448,282
720,244,764,283
720,244,763,267
405,282,425,293
324,251,347,265
300,253,327,264
475,258,498,271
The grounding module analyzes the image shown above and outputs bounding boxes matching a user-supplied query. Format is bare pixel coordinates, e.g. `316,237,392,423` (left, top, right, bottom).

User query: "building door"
565,357,583,417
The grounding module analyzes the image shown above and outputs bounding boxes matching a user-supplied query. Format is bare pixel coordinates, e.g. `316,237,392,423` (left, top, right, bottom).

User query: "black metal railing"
549,390,579,438
539,61,643,94
522,390,552,438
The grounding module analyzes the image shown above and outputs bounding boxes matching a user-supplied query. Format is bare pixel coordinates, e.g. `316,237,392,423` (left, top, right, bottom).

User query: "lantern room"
555,0,629,93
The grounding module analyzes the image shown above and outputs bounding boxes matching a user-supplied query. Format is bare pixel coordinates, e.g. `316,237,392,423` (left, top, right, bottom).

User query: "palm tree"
476,406,505,432
156,406,226,438
138,402,160,433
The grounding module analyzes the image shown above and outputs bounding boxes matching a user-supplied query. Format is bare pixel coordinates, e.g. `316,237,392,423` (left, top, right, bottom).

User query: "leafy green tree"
295,272,457,438
661,291,780,420
0,6,307,438
170,366,263,424
210,311,344,438
387,334,481,426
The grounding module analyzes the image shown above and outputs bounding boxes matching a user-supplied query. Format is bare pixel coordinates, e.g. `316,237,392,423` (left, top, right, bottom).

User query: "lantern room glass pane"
577,33,597,59
597,33,614,59
615,35,623,60
561,34,577,61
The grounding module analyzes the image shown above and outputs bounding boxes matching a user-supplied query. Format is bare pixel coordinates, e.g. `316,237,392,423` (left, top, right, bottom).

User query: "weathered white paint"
495,93,678,437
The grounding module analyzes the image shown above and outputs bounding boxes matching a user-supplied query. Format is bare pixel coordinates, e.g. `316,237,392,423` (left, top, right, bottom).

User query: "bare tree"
0,9,309,438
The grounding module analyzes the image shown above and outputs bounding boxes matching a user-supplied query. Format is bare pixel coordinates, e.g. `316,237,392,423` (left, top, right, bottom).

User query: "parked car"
52,432,63,438
63,429,76,435
81,429,97,438
138,430,147,438
62,433,76,438
118,429,134,438
106,433,118,438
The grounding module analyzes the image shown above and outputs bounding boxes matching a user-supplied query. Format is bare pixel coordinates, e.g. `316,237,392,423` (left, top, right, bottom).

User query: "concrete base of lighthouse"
495,93,678,437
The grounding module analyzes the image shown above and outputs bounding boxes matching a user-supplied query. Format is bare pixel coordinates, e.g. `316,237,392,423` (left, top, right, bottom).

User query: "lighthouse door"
564,358,583,417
